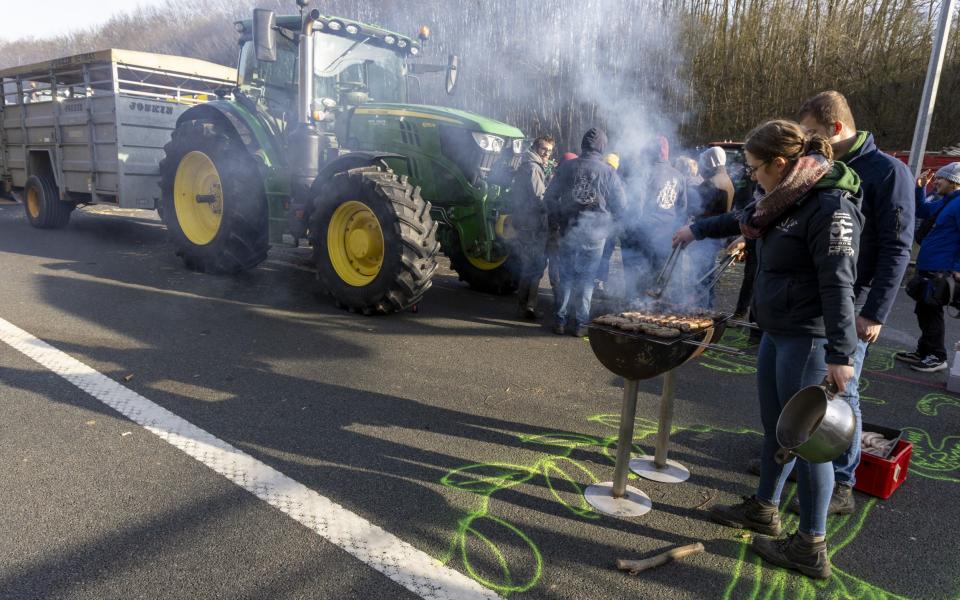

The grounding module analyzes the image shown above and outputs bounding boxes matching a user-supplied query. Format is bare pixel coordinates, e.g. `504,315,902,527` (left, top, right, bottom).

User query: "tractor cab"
235,14,428,130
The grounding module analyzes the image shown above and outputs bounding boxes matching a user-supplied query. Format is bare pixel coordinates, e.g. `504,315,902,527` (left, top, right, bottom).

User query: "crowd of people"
505,89,960,580
508,127,737,336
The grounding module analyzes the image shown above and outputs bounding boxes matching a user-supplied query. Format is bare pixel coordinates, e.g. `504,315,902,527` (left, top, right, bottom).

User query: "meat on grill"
592,310,722,338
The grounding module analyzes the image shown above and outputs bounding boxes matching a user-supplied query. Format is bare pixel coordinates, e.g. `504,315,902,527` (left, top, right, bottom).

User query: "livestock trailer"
0,49,236,227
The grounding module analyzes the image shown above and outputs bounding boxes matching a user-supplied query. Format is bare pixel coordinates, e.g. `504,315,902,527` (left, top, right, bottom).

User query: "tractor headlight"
345,24,359,35
384,35,396,45
409,46,420,56
397,39,408,48
512,138,524,154
472,132,505,153
328,20,343,31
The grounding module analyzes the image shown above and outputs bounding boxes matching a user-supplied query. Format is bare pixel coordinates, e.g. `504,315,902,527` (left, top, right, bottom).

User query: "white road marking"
0,316,500,600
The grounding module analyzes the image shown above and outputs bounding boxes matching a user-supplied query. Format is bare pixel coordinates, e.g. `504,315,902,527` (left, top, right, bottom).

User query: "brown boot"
751,532,831,579
708,495,782,536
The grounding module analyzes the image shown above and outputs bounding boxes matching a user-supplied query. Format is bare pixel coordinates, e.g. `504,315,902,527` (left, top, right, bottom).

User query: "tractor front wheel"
310,166,439,314
158,121,268,274
443,231,518,295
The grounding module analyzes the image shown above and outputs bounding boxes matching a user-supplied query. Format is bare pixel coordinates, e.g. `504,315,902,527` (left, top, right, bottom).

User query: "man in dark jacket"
510,135,555,319
545,128,626,336
620,136,687,302
797,91,915,514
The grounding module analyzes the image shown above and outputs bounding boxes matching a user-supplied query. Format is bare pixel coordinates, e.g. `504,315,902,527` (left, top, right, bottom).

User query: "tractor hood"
354,103,524,138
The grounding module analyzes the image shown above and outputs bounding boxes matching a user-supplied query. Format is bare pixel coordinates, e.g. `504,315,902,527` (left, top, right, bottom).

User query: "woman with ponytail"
701,120,863,579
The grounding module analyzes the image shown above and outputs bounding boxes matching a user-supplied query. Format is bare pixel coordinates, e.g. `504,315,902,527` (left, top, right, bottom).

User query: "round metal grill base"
630,456,691,483
583,482,653,517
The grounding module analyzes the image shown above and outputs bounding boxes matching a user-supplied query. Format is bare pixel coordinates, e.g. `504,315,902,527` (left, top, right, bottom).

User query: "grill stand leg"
630,369,691,483
583,378,652,518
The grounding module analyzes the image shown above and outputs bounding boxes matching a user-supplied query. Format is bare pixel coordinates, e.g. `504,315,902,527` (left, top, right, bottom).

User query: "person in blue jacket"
897,163,960,372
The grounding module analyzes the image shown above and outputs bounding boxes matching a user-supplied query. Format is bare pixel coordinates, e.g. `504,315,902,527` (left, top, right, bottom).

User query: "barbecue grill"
583,310,738,516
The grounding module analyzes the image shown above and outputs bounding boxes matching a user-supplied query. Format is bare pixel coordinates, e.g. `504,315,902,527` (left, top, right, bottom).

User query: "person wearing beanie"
899,162,960,372
544,128,627,336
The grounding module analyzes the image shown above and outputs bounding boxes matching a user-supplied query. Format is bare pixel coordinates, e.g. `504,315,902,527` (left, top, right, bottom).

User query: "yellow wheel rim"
173,151,223,245
26,186,40,219
467,253,508,270
495,214,517,240
327,200,384,286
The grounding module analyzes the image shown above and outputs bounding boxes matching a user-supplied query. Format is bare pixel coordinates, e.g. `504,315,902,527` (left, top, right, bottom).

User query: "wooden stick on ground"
616,542,705,574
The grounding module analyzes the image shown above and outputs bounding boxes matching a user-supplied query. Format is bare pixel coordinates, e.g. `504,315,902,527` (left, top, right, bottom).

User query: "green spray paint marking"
438,412,956,596
917,393,960,416
858,377,886,406
698,328,758,374
902,428,960,484
862,345,899,373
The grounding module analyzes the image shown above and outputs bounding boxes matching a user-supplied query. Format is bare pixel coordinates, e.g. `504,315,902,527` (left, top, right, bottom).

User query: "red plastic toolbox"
854,439,913,499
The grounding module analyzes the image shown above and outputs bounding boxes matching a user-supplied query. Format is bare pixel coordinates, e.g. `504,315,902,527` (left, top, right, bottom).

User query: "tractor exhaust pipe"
298,9,320,124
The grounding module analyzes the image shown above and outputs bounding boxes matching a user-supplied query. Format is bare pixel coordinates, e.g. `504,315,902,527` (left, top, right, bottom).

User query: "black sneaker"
910,355,948,373
523,308,537,320
708,495,782,536
751,532,831,579
574,326,589,337
747,458,796,482
552,324,566,335
894,351,924,365
787,483,856,516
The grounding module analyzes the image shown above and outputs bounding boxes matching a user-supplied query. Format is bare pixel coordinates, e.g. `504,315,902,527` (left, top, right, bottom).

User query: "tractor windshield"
313,34,405,104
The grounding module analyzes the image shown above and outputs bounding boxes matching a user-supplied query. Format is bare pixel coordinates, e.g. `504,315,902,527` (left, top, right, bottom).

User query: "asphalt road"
1,199,958,600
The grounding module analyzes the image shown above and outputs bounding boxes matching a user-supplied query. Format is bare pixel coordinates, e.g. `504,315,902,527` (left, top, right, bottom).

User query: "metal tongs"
646,245,684,299
696,248,745,292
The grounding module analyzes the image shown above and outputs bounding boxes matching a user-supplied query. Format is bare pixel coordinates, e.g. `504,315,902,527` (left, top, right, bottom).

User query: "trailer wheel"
23,174,73,229
158,121,268,274
442,231,518,295
310,167,439,314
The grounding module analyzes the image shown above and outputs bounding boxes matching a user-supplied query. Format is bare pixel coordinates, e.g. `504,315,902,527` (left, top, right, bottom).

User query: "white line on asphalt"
0,316,500,600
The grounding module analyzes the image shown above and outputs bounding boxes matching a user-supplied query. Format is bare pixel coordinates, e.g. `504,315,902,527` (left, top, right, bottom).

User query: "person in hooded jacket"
619,136,688,302
545,128,627,336
699,120,863,580
697,147,735,216
510,135,555,319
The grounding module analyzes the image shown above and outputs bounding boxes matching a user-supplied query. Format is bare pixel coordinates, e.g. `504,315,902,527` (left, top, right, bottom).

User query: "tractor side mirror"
253,9,277,63
445,54,459,95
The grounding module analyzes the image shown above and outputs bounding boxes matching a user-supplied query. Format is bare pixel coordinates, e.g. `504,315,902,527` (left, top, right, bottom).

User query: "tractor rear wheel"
443,231,518,295
158,121,268,274
24,174,74,229
310,166,439,314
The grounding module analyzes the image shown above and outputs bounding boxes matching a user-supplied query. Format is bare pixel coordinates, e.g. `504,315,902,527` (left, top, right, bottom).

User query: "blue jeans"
554,235,605,328
834,339,867,487
756,333,834,536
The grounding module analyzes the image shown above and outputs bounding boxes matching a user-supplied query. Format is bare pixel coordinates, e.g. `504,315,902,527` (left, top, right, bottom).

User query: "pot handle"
774,447,794,464
820,377,840,398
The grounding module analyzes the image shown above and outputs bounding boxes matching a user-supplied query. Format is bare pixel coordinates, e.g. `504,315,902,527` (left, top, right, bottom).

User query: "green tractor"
158,1,526,314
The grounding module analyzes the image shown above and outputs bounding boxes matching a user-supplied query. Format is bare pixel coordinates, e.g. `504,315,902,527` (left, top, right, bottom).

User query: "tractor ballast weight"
159,5,526,314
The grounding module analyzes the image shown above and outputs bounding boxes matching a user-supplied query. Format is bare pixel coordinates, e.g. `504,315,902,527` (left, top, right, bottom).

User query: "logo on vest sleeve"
829,210,855,256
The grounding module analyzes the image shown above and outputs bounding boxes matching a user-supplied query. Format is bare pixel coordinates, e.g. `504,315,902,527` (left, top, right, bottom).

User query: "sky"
0,0,151,41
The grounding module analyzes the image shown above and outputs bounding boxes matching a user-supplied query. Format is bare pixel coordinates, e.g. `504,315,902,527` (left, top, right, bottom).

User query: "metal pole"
908,0,957,179
611,379,639,498
654,369,677,468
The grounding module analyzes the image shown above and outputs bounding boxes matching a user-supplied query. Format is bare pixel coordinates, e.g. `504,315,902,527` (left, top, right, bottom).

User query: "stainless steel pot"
775,379,855,464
